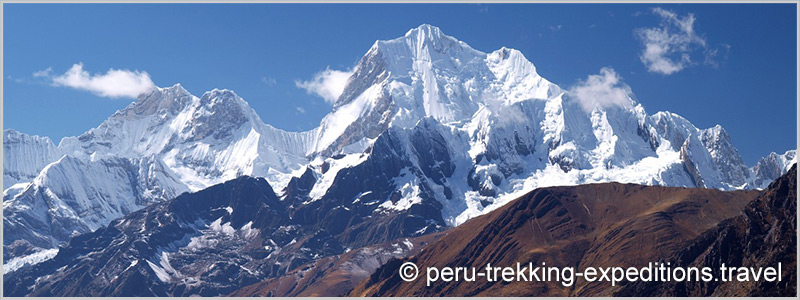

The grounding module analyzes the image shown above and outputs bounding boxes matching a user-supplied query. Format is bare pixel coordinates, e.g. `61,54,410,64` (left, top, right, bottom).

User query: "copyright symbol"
399,262,418,282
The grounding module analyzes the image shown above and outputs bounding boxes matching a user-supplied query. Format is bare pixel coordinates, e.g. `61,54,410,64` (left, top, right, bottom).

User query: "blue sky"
4,3,796,164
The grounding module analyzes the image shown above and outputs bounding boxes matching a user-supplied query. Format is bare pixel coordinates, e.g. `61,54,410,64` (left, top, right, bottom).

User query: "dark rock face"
410,118,455,185
616,164,797,297
4,177,290,297
293,126,446,250
283,167,316,208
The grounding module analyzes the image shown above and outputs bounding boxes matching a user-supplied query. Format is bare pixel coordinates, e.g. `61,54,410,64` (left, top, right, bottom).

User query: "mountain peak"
146,83,192,101
128,83,195,116
701,124,732,146
486,46,542,83
201,88,240,103
198,88,253,117
187,88,258,140
321,24,557,155
335,25,481,109
403,24,446,40
373,24,482,60
158,82,188,92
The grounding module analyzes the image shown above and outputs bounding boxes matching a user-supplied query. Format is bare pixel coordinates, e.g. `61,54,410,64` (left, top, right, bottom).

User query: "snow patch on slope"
3,248,59,275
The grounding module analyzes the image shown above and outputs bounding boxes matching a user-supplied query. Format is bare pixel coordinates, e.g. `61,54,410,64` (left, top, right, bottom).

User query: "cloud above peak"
36,63,156,98
635,7,717,75
570,67,633,112
295,67,353,104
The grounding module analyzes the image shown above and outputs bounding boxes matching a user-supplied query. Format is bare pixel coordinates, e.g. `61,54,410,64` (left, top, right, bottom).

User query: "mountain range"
3,25,796,296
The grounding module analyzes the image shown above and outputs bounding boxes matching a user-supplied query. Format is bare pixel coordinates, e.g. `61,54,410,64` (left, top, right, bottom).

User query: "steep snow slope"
3,130,61,191
3,155,188,261
58,85,316,190
309,25,561,157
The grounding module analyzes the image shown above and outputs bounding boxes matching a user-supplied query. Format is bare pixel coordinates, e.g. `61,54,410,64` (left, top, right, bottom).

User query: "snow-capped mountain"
4,86,315,259
3,24,794,266
309,25,560,157
751,150,796,188
57,84,316,190
3,155,188,261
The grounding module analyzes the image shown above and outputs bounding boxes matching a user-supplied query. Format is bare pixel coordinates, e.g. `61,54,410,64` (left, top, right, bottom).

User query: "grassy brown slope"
616,165,796,297
230,233,444,297
349,182,758,296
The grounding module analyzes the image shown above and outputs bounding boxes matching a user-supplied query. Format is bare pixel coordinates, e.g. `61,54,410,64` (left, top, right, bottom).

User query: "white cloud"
295,67,353,104
635,7,710,75
44,63,156,98
261,76,276,86
32,67,53,78
569,67,633,112
295,106,306,114
7,75,25,84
